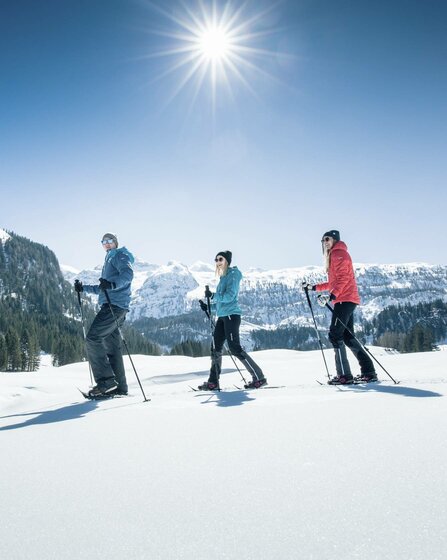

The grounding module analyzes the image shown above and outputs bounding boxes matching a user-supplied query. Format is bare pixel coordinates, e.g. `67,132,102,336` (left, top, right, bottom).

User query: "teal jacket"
83,247,134,310
212,266,243,317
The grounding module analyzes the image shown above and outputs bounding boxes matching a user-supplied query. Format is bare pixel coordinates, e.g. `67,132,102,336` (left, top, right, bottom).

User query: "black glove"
199,300,209,313
99,278,116,291
74,279,83,293
204,286,213,299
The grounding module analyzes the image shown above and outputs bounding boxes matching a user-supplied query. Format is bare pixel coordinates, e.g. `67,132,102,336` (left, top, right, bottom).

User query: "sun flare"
198,26,232,61
147,1,283,112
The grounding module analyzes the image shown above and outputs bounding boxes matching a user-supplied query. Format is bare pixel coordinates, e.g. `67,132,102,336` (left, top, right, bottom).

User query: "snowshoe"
88,379,118,398
244,378,268,389
355,373,378,383
328,375,354,385
79,389,114,401
197,381,220,391
108,388,129,396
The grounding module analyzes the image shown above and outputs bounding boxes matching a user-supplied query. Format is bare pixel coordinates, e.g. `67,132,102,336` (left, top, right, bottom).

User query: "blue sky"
1,0,446,270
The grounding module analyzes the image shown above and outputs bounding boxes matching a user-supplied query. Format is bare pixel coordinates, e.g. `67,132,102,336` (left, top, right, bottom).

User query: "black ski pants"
209,314,264,383
329,302,375,377
86,304,128,391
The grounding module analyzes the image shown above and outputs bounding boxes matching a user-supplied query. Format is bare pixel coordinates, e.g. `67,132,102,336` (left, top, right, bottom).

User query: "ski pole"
324,303,400,384
203,285,221,391
75,284,94,385
202,286,247,385
103,289,150,402
303,286,331,381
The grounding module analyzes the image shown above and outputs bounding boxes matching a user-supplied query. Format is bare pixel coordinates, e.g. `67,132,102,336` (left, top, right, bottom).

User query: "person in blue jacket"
74,233,134,397
198,250,267,391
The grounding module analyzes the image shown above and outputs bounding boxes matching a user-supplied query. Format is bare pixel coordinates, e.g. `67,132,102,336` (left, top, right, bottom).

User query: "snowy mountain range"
61,258,447,330
2,224,446,353
2,224,445,340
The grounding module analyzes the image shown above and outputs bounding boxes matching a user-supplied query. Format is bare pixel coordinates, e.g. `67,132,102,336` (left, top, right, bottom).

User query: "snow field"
1,349,446,559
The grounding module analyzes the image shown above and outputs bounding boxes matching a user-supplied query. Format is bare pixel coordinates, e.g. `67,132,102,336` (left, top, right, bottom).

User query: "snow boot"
108,387,129,396
355,372,378,383
244,378,268,389
210,350,222,379
88,378,118,397
328,375,354,385
197,381,220,391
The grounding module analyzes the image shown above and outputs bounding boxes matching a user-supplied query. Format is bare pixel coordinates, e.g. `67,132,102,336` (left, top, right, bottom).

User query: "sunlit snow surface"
1,349,446,559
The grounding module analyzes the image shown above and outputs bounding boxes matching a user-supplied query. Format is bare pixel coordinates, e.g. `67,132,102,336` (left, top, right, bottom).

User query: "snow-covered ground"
1,349,446,560
0,228,11,243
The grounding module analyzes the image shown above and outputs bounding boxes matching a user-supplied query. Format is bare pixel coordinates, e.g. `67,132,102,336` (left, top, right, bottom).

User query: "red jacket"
315,241,360,305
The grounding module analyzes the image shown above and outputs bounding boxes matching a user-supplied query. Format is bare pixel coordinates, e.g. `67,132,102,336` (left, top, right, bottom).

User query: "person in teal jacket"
74,232,134,398
198,250,267,390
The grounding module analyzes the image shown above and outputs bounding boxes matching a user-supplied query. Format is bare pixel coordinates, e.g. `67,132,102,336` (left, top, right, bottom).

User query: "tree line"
368,299,447,353
0,327,40,371
132,301,447,357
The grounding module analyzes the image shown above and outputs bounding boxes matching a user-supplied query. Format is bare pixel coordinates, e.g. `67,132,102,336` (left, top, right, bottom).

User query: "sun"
198,25,232,61
147,1,283,113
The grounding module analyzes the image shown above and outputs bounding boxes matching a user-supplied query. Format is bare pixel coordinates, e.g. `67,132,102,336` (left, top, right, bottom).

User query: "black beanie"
321,230,340,242
215,250,232,265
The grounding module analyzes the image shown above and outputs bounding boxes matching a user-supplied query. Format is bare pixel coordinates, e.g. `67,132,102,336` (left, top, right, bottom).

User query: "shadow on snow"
347,383,442,398
0,400,98,431
195,389,256,408
148,368,235,385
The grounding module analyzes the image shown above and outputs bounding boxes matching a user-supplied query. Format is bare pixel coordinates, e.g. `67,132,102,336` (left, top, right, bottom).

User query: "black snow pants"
86,304,128,391
208,314,264,384
329,302,375,378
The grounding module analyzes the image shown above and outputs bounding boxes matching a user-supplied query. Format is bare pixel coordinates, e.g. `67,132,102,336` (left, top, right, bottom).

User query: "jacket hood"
331,241,348,253
227,265,242,277
106,246,135,264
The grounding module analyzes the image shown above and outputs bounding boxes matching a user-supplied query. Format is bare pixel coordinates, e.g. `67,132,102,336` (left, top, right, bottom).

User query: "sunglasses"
322,236,332,242
101,238,115,245
215,257,225,262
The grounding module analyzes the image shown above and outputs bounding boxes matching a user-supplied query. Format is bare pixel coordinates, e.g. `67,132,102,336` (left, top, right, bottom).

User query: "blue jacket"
212,266,242,317
84,247,134,310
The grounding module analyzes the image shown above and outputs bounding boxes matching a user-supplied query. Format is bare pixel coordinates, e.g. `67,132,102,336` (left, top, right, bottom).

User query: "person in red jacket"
306,229,377,385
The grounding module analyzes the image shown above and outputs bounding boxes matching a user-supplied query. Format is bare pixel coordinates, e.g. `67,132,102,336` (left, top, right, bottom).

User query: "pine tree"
0,334,7,371
21,328,40,372
422,327,434,352
5,328,22,371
